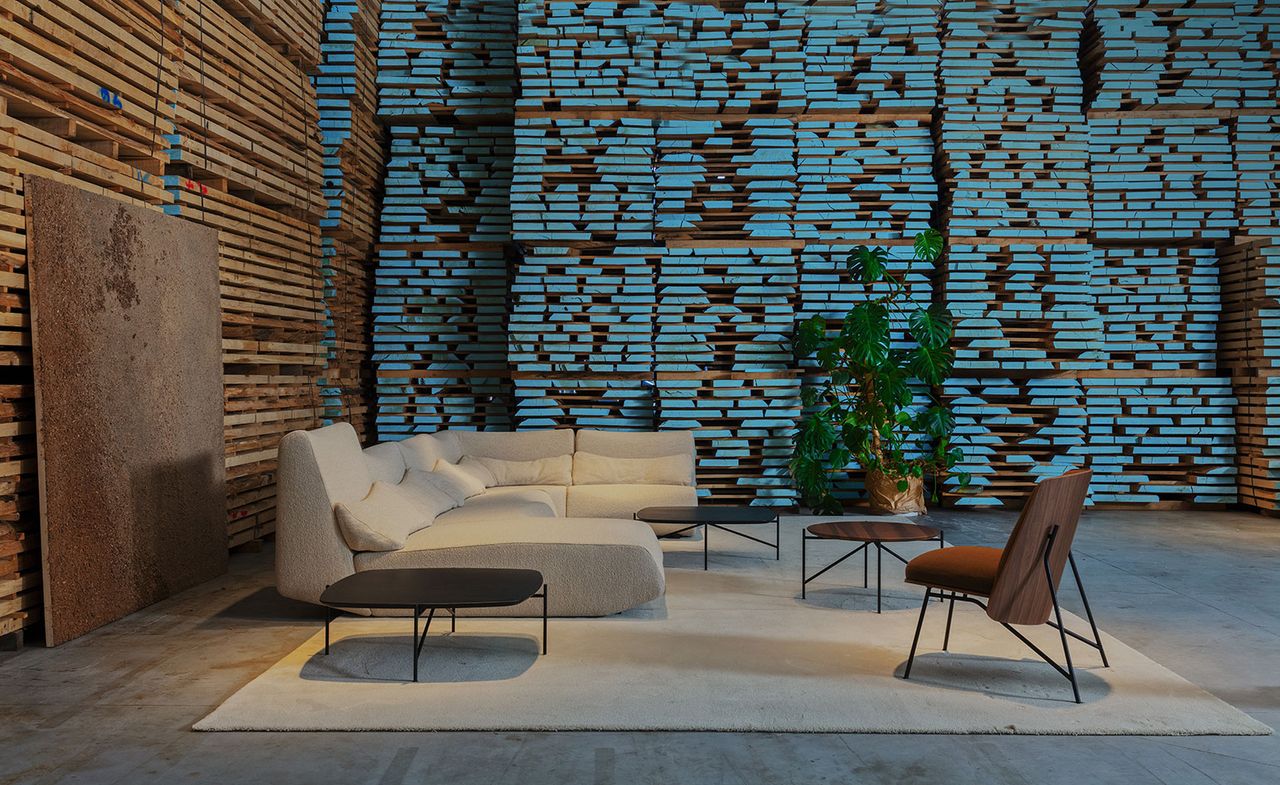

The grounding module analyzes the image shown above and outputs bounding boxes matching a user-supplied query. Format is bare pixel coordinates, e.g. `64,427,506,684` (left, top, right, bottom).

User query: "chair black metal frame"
902,525,1108,704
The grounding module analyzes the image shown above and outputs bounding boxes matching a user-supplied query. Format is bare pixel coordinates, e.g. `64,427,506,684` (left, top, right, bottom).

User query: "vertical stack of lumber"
372,0,516,437
166,0,327,548
938,0,1096,507
0,0,181,636
314,0,385,441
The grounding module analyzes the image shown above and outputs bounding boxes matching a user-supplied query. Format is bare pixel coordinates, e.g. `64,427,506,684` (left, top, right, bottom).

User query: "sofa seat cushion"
432,486,561,525
354,518,665,617
567,483,698,536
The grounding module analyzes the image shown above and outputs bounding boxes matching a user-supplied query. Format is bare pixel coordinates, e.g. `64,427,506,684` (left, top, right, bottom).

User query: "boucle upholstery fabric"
567,483,698,536
397,433,462,472
355,518,665,617
470,454,572,486
334,482,431,552
362,443,407,484
433,487,559,524
448,429,574,461
275,424,366,606
573,452,694,486
433,460,489,498
476,485,567,517
397,470,462,517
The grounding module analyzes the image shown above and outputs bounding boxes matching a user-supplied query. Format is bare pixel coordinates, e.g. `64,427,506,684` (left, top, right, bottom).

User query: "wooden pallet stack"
944,243,1098,373
794,119,934,241
315,0,385,441
372,0,516,437
167,0,327,548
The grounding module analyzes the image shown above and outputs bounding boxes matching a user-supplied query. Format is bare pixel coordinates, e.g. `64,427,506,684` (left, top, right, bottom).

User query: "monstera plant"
790,229,967,515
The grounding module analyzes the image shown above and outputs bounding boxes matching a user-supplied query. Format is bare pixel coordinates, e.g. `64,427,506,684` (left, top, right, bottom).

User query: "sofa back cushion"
397,432,463,471
398,470,464,513
433,459,490,498
576,429,695,460
465,454,572,486
573,451,695,486
304,422,373,505
363,442,407,484
333,481,429,552
449,429,574,461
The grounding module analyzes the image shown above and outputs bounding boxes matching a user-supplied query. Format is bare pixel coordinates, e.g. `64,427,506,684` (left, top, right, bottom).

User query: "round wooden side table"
801,520,944,613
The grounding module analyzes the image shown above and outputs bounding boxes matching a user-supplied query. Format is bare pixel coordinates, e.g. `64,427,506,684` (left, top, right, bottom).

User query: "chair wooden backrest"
986,469,1092,626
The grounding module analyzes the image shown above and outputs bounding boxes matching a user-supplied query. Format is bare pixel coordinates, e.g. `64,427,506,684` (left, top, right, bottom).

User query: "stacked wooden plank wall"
369,0,1280,510
315,0,385,441
0,0,336,638
372,0,517,435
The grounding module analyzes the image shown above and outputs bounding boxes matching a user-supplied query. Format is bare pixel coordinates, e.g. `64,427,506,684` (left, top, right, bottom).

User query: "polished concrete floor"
0,509,1277,785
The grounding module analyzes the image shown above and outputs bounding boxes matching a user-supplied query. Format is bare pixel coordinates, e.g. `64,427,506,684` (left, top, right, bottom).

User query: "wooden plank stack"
166,0,328,549
372,0,516,436
0,0,329,635
315,0,385,441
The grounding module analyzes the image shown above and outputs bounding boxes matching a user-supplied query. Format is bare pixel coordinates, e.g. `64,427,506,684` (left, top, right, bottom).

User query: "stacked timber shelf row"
166,0,327,549
0,0,181,637
370,0,1278,510
373,0,516,436
315,0,385,441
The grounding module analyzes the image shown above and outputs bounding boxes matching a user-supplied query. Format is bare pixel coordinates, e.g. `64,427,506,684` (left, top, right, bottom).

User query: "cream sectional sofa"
275,423,698,617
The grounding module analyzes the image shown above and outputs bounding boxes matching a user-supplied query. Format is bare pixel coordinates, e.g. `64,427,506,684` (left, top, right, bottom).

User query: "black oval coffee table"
802,520,944,613
636,505,780,570
319,567,547,682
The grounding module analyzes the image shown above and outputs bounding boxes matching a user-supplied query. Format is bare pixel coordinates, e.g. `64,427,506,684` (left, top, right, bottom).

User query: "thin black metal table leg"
703,524,708,571
875,542,882,613
412,606,419,682
542,584,548,655
800,531,806,599
775,515,780,560
324,606,332,655
863,544,868,588
450,607,456,634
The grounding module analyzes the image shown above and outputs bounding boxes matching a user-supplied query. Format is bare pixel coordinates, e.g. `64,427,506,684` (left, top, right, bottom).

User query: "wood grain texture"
26,176,226,646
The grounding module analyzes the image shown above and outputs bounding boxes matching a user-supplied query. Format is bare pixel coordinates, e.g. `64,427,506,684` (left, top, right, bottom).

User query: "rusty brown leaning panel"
25,176,227,647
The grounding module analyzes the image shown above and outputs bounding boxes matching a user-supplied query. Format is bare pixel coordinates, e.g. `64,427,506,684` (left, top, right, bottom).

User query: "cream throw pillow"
434,459,491,498
334,481,429,552
397,470,462,516
466,454,572,486
573,451,695,486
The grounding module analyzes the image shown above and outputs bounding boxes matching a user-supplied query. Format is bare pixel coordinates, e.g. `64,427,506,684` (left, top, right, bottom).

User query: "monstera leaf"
909,303,953,349
847,245,892,285
913,227,944,263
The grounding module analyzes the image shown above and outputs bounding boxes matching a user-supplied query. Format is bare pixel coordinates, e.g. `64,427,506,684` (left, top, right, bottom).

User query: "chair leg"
943,594,956,651
1069,552,1109,667
1044,542,1081,704
903,588,932,680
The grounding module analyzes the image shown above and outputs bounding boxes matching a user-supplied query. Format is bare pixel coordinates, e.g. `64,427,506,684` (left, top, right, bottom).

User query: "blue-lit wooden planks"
946,243,1099,372
941,112,1091,239
509,245,657,373
1080,377,1237,505
511,117,655,242
1090,116,1236,241
794,120,935,241
1093,247,1220,372
657,375,800,505
943,377,1087,507
377,0,516,117
655,118,795,240
513,378,654,430
1236,114,1280,239
656,247,797,373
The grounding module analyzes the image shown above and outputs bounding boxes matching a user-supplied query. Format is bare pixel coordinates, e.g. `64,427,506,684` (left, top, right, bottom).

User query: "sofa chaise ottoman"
275,423,698,617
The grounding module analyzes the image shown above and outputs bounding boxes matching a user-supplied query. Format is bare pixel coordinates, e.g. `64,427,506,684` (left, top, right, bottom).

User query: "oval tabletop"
635,505,779,525
319,567,545,610
805,519,942,543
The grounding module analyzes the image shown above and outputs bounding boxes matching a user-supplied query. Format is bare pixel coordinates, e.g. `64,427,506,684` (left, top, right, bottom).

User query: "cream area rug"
197,519,1270,734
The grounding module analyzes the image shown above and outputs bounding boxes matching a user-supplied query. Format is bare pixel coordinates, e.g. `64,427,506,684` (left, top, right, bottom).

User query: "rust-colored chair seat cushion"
904,546,1004,597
